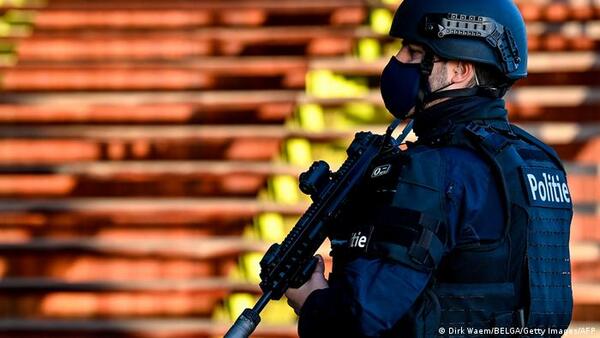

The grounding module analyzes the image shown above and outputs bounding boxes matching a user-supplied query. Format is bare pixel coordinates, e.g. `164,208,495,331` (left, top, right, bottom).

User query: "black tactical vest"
330,120,573,337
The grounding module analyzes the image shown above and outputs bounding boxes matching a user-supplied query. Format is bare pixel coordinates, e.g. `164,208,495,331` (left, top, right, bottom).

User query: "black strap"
330,207,448,272
374,207,446,242
462,122,513,239
465,122,511,154
510,124,566,171
416,51,435,114
370,208,447,272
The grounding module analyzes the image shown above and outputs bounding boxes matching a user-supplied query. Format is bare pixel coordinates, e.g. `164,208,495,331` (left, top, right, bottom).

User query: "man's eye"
408,49,422,59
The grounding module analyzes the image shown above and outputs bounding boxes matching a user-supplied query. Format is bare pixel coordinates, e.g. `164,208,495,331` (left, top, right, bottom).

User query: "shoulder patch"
371,164,391,178
520,167,572,209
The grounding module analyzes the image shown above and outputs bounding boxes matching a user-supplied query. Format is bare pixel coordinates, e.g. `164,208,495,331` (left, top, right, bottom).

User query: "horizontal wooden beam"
0,198,306,228
0,277,259,293
0,102,294,124
0,90,299,106
28,7,366,30
0,276,597,306
0,161,593,176
377,0,600,22
0,161,597,202
0,237,270,260
3,87,598,108
9,52,599,72
2,22,597,61
0,318,296,338
0,161,299,176
0,236,591,261
0,122,598,144
3,0,363,10
2,52,597,91
0,198,305,214
0,123,596,163
1,319,598,338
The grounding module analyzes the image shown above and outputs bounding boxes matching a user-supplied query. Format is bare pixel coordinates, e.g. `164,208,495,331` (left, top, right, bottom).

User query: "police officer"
285,0,574,337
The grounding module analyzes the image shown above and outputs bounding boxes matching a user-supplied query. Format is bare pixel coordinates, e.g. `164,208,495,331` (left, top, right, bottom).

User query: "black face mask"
379,57,423,120
380,56,454,120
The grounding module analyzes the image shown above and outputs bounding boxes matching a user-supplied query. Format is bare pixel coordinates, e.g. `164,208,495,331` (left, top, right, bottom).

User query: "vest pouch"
388,288,441,338
423,288,443,337
434,282,517,336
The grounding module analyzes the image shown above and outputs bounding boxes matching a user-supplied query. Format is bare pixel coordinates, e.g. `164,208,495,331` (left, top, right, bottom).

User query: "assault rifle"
224,120,413,338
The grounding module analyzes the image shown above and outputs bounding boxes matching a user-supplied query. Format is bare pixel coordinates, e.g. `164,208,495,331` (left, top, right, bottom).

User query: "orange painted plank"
555,140,600,164
571,213,600,242
572,260,600,282
0,102,294,124
569,173,600,204
14,37,214,61
5,58,308,73
5,61,597,91
0,281,594,318
506,104,600,123
0,318,295,338
518,3,600,22
0,254,236,281
0,173,266,197
0,59,308,90
0,292,226,318
36,0,363,10
1,68,214,91
0,161,299,197
33,10,215,29
0,138,282,163
0,123,597,164
0,140,100,164
7,27,359,60
0,240,593,281
31,7,366,29
0,198,305,227
0,160,298,196
528,34,599,52
378,1,600,22
573,283,600,305
0,167,597,200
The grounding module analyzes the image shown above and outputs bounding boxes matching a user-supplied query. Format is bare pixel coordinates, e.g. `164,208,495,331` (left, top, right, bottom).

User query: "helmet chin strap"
415,50,435,115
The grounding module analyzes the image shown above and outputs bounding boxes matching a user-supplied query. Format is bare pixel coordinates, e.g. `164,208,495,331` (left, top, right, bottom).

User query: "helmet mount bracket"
422,13,521,74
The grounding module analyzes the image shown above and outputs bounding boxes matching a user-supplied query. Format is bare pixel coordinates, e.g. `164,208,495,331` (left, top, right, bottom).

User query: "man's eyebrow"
407,44,424,52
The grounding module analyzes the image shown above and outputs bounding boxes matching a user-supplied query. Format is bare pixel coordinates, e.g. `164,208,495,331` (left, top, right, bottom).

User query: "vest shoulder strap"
509,124,565,171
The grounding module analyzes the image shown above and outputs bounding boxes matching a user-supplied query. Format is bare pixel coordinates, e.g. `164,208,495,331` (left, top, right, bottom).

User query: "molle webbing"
462,121,573,332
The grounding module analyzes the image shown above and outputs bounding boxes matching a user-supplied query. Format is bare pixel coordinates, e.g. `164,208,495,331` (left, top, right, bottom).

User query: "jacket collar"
413,96,508,145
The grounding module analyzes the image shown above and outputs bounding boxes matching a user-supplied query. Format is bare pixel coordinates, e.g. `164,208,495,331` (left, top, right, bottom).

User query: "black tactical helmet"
390,0,528,83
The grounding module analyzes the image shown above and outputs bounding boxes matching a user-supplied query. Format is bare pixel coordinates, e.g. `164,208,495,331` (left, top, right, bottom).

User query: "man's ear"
450,61,476,86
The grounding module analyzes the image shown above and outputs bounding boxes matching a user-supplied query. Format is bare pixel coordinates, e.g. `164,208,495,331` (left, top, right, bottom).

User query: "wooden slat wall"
0,0,598,337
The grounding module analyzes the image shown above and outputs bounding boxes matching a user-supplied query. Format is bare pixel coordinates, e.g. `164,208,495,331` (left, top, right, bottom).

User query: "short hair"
469,62,512,89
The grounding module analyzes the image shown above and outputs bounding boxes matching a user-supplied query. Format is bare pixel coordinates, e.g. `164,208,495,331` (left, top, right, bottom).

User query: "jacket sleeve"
298,257,431,337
